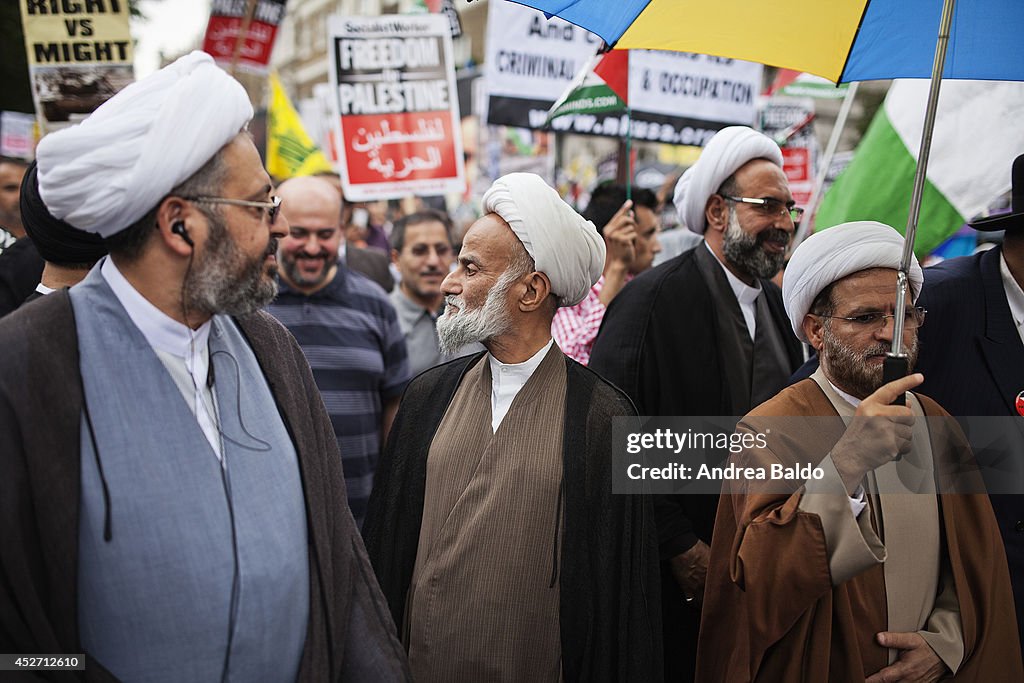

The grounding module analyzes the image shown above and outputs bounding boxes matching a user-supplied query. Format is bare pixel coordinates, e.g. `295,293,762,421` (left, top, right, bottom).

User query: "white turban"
482,173,605,307
673,167,693,229
36,51,253,238
681,126,784,235
783,221,924,342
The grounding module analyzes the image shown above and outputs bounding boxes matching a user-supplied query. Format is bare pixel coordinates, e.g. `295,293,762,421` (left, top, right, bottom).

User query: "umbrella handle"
882,355,909,407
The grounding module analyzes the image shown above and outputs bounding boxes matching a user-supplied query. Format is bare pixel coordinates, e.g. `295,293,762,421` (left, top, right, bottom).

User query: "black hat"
20,160,107,265
970,153,1024,232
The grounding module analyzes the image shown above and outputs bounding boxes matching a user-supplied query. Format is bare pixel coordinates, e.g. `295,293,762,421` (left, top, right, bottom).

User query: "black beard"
722,213,789,280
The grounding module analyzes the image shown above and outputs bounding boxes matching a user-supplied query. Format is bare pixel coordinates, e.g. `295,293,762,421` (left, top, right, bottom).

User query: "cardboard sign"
19,0,134,128
328,15,465,201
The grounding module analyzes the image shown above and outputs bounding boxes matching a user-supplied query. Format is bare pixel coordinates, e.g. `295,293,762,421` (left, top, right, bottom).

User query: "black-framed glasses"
184,195,282,226
817,306,928,330
720,194,804,222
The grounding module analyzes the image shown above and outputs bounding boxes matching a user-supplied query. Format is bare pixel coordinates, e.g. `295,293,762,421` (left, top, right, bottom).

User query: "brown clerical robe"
696,377,1022,682
406,349,565,681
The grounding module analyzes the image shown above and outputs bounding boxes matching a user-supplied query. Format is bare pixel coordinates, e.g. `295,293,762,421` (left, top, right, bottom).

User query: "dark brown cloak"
696,378,1022,682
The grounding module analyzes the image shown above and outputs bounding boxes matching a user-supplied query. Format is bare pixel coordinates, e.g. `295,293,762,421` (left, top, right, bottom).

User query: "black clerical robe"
589,245,803,680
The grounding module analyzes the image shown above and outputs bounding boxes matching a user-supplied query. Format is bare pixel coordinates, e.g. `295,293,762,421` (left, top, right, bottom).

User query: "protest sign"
484,1,601,130
328,15,465,201
485,4,762,147
18,0,134,128
202,0,288,74
0,112,37,160
760,97,817,206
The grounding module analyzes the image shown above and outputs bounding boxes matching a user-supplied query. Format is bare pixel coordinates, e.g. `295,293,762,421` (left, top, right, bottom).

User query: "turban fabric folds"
482,173,605,307
681,126,784,235
783,221,923,342
36,51,253,238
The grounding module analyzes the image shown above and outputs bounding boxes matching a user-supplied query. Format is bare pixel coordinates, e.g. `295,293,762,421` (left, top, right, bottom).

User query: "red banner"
202,0,287,73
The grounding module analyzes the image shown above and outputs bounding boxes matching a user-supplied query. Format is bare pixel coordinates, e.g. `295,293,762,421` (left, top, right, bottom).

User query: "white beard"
436,270,517,354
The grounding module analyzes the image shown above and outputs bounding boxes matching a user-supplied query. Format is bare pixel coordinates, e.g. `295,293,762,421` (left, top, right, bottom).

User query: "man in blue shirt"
268,176,410,527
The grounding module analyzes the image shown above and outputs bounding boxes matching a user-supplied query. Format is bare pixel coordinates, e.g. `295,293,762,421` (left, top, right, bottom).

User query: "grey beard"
820,323,919,399
436,269,517,355
722,209,788,280
185,216,278,317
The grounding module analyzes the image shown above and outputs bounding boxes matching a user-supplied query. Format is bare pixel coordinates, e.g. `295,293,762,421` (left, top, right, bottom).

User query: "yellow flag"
266,73,334,179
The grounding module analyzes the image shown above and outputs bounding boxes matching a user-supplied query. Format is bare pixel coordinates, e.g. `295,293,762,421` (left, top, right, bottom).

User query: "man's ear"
391,248,401,267
155,196,198,257
519,270,552,313
705,194,729,234
802,314,826,353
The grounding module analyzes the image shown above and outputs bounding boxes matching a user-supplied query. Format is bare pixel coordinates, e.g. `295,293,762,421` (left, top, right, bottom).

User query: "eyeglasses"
817,306,928,330
184,195,282,226
719,194,805,222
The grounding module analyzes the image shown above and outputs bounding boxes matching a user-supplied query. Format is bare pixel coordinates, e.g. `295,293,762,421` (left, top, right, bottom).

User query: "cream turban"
36,51,253,238
783,221,924,342
681,126,784,235
482,173,605,307
673,167,693,229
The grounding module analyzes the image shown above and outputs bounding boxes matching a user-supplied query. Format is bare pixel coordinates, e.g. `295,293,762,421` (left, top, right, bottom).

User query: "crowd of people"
1,51,1023,682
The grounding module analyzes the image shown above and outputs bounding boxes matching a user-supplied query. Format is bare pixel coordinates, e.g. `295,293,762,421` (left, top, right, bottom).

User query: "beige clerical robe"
801,369,963,669
405,347,567,682
696,376,1021,682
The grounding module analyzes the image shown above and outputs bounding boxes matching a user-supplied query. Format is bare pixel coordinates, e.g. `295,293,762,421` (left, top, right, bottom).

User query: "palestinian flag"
546,49,629,124
817,79,1024,257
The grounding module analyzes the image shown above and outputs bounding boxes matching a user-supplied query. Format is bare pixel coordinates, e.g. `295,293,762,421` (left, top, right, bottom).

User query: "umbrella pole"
792,81,859,248
884,0,957,400
626,107,632,201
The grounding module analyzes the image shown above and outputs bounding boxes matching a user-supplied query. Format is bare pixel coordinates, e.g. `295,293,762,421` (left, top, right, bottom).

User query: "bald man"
266,176,410,528
364,173,661,683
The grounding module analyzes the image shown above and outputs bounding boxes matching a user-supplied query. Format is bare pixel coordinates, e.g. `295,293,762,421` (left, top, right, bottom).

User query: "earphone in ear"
171,221,194,248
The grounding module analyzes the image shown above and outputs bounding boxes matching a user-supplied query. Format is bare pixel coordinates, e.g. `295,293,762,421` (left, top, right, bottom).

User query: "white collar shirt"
488,338,554,433
705,241,761,341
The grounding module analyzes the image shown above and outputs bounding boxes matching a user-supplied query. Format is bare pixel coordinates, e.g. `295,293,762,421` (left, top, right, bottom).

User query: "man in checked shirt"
551,183,661,365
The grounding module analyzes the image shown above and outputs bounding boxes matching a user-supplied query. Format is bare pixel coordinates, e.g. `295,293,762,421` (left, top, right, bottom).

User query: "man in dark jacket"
0,52,407,682
590,126,804,681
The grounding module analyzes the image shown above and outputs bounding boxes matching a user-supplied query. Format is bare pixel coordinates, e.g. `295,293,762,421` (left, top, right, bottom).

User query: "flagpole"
791,81,859,248
229,0,258,77
883,0,956,401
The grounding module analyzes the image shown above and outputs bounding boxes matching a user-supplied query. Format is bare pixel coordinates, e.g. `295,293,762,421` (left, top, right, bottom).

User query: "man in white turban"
589,125,804,682
0,52,408,681
364,172,661,683
698,221,1021,682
